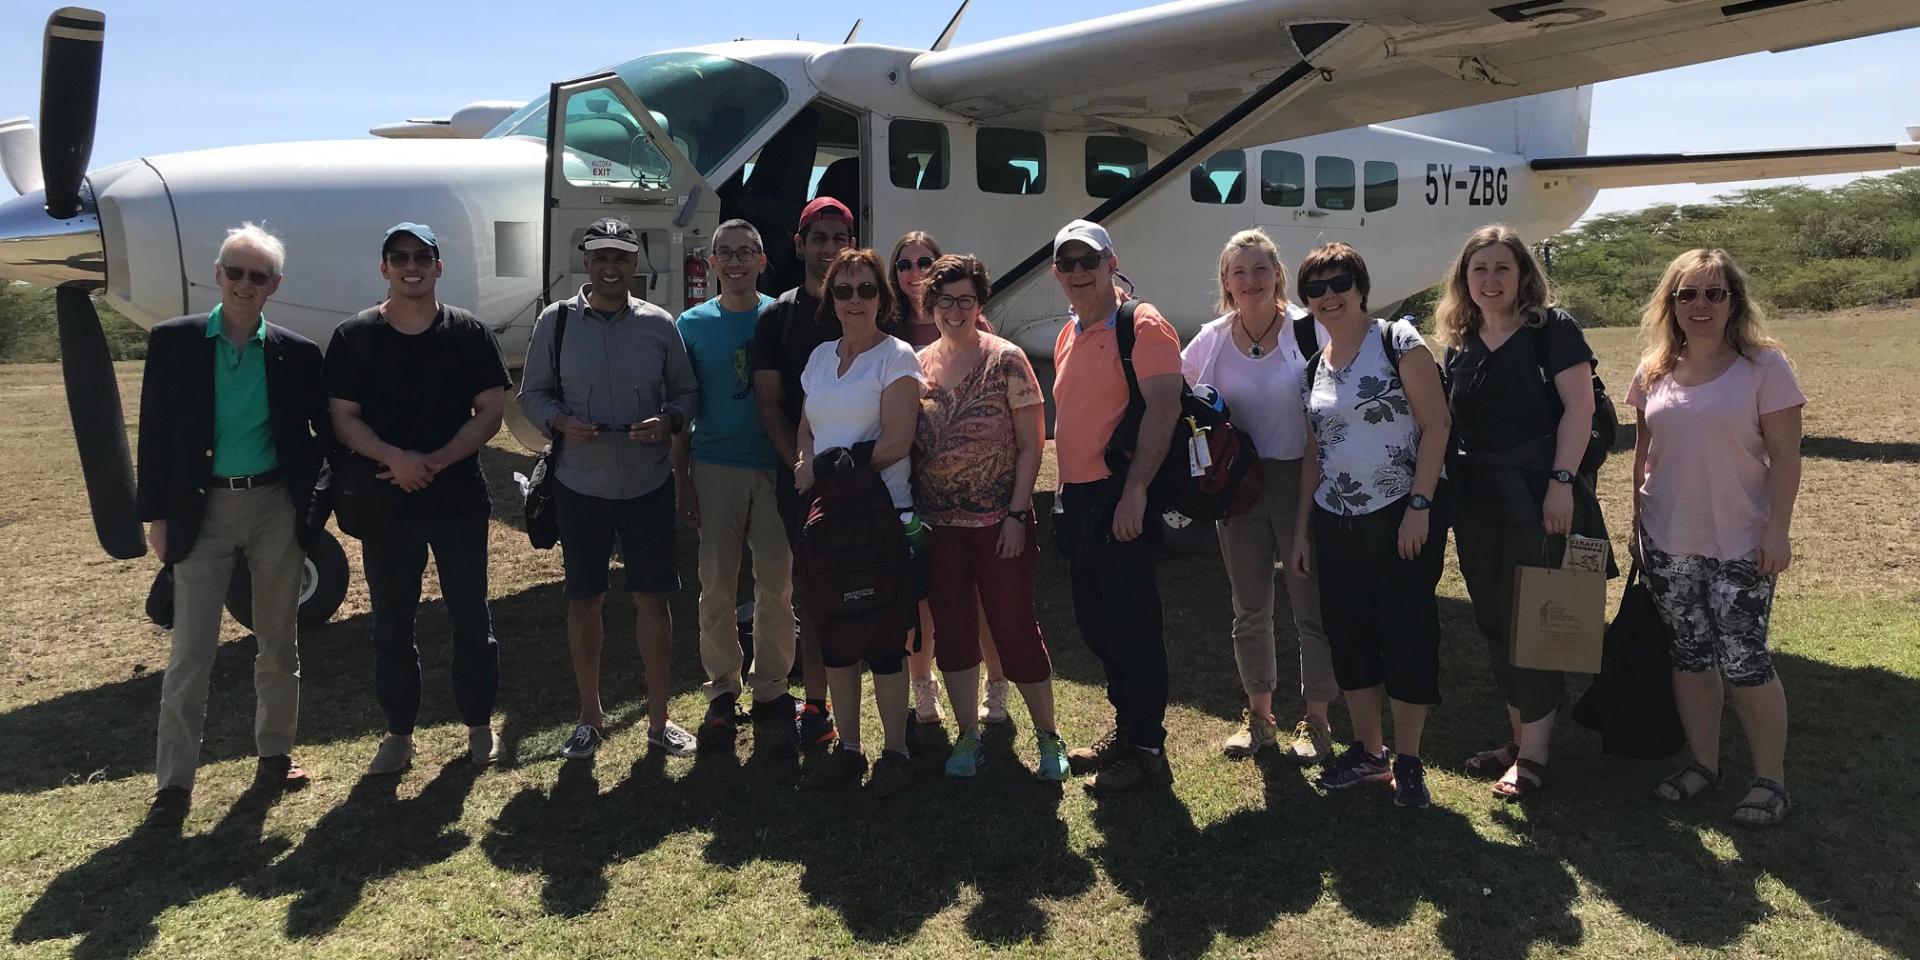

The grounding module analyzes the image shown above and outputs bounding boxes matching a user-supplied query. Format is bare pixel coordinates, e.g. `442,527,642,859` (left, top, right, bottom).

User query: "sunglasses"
219,264,275,286
1300,274,1357,299
830,281,881,301
895,256,934,273
1054,252,1107,273
1673,286,1730,305
933,294,980,310
384,249,438,268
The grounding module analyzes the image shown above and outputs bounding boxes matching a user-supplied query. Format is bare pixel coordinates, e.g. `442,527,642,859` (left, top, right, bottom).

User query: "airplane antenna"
931,0,970,51
843,19,861,44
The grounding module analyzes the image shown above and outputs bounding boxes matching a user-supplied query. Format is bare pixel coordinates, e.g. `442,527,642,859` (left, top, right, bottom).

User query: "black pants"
361,510,498,735
1311,490,1448,706
1453,514,1566,723
1061,479,1168,750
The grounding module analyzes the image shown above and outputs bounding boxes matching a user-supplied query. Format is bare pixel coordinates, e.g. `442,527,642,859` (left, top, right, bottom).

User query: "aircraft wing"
1531,140,1920,189
909,0,1920,150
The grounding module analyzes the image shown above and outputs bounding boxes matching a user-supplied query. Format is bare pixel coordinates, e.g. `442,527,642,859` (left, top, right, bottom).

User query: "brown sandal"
1464,741,1519,779
1731,777,1791,827
1492,758,1547,803
1653,760,1722,803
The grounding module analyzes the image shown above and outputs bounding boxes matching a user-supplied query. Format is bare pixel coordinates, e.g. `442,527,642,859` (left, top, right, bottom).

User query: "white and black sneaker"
559,723,604,760
647,721,697,757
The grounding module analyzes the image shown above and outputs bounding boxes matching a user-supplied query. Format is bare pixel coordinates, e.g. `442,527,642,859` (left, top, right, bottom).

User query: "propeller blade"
56,286,143,559
0,117,44,196
39,7,105,220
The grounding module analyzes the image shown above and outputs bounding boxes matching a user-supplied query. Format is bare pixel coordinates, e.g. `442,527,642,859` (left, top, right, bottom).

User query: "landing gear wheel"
1157,509,1212,558
226,527,350,632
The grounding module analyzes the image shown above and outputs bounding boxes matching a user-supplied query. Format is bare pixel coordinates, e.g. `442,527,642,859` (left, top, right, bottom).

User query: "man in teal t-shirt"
673,219,798,756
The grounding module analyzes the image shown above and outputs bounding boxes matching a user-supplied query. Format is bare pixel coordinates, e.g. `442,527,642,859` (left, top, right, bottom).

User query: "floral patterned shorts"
1641,543,1778,686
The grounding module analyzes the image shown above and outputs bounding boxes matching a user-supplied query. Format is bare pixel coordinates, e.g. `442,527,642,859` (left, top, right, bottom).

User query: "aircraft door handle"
1301,210,1329,219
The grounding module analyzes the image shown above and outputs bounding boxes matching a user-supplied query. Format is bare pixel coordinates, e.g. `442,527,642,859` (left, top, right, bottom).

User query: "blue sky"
2,2,1914,222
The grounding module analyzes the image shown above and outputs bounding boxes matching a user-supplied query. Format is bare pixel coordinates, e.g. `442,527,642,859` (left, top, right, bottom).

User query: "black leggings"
1311,490,1448,706
1453,514,1567,722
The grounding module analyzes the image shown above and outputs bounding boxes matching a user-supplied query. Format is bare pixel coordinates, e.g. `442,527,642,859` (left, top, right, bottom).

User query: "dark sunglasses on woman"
830,281,880,301
1300,274,1357,299
895,256,934,273
1673,286,1729,305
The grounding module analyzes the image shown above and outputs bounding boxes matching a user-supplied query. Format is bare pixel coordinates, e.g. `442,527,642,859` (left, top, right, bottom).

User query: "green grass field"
1,305,1915,959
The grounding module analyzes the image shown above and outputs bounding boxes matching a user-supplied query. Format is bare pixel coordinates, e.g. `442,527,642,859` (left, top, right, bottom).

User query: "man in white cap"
1047,219,1182,795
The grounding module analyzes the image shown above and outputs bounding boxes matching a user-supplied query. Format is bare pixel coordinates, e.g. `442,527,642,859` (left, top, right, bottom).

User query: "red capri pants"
926,517,1052,684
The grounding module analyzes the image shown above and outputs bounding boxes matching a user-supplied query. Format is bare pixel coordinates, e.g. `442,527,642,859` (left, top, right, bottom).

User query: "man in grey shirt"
519,218,699,760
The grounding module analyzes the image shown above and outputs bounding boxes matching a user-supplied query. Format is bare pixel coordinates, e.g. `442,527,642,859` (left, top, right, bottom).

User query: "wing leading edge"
1533,138,1920,190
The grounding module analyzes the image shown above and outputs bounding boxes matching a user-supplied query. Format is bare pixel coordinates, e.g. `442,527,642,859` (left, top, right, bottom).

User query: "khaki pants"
1216,458,1337,705
156,483,303,791
693,462,795,703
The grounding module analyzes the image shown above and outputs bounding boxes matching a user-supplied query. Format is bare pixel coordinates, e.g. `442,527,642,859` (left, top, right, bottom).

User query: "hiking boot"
698,693,741,753
1068,727,1129,775
750,693,800,759
797,701,836,750
912,676,945,724
1318,742,1392,790
1392,754,1431,809
256,755,310,790
806,746,869,788
648,721,697,757
560,723,604,760
1221,709,1278,759
1035,731,1070,782
147,786,191,823
469,725,502,766
367,734,415,775
1284,718,1335,765
980,679,1012,725
871,749,914,797
1083,746,1174,796
945,727,984,778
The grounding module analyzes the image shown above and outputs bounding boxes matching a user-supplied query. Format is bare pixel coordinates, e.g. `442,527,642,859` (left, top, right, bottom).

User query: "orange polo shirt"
1052,300,1181,484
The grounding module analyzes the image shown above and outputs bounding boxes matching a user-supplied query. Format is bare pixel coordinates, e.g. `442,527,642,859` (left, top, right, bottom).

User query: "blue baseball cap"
382,222,439,255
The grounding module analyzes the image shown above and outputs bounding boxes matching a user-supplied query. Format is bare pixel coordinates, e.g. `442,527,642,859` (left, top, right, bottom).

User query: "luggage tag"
1185,416,1213,476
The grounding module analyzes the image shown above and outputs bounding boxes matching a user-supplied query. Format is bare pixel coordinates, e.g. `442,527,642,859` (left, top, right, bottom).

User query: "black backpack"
1104,301,1264,522
1534,309,1618,477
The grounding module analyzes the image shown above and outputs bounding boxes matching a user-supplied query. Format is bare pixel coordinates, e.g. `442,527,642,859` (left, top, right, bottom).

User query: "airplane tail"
1380,86,1592,159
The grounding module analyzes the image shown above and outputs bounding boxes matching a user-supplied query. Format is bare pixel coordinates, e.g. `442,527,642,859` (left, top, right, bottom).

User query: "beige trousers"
156,483,303,791
1216,458,1338,705
693,462,796,703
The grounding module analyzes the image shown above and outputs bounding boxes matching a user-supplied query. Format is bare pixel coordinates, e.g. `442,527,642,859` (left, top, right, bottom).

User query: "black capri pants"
1310,488,1449,705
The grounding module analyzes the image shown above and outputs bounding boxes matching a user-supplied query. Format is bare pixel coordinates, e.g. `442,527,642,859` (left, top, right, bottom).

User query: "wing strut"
930,0,969,52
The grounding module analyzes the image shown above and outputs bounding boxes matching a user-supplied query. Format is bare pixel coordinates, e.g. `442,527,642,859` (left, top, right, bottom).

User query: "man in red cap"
750,196,854,751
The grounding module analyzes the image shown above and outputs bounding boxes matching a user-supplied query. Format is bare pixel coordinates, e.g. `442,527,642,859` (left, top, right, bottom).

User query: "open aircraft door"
542,73,720,315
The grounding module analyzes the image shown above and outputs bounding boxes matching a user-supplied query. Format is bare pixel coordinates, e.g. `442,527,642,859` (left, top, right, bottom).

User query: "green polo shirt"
205,305,279,477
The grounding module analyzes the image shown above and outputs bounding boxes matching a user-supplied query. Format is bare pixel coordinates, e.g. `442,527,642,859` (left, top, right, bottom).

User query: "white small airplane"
4,1,1918,628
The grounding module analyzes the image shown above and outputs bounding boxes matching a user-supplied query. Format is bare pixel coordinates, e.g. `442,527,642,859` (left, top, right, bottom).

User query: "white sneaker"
648,721,697,757
980,678,1011,724
367,733,414,775
912,677,945,724
469,725,501,766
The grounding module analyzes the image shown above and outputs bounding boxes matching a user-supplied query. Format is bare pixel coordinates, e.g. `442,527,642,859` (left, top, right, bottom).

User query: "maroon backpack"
794,449,918,666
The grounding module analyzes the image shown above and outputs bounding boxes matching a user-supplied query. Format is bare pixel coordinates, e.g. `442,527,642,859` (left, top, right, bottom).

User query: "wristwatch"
1549,469,1575,485
1005,508,1034,523
1407,494,1432,511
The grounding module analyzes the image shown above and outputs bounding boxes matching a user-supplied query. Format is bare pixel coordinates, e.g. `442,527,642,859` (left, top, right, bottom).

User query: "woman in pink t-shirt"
1625,248,1804,828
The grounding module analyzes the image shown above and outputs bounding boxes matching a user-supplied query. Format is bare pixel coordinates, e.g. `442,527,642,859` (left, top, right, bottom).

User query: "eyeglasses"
1300,274,1357,300
1054,252,1106,273
895,256,934,273
829,281,880,301
711,247,761,263
384,249,437,268
933,294,980,310
1673,286,1730,305
219,264,275,286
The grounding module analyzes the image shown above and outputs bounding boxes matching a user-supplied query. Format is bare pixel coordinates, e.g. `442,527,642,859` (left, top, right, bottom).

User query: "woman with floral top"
1288,241,1452,809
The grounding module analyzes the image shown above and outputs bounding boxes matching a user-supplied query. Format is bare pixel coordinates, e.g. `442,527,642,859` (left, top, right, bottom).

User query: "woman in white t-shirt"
1180,229,1337,766
1287,241,1452,810
794,248,926,797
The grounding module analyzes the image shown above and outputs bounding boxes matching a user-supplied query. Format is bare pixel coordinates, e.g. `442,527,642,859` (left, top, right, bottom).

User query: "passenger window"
1315,156,1355,211
977,127,1047,195
889,119,948,190
1261,150,1305,207
1189,149,1246,204
1084,135,1147,198
1364,160,1399,212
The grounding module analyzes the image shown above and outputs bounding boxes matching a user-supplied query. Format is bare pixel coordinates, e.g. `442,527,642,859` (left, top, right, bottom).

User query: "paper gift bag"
1509,564,1606,673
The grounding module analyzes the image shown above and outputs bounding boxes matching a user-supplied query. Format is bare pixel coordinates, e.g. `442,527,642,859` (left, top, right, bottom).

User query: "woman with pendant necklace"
1180,229,1339,766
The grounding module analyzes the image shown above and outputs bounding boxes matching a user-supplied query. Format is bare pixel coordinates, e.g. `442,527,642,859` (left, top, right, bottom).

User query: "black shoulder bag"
523,305,570,549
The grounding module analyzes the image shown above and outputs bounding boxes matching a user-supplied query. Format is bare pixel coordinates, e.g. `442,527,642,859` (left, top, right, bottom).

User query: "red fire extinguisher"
684,251,709,311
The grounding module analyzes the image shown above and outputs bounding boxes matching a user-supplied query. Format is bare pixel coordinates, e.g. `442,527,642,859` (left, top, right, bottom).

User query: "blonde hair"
1637,248,1781,384
1433,224,1552,348
1214,228,1292,316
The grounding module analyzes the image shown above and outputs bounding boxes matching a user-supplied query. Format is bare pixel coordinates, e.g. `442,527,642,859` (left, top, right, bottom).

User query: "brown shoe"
869,749,914,798
147,786,191,823
1283,718,1334,765
1067,726,1129,775
1221,710,1279,759
257,755,310,790
1083,746,1174,796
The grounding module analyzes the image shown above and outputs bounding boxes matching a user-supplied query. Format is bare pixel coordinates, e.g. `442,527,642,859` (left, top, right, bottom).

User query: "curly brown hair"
919,254,992,318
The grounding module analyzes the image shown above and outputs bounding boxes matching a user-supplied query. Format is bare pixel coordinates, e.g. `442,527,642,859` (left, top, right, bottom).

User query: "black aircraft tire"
226,528,350,632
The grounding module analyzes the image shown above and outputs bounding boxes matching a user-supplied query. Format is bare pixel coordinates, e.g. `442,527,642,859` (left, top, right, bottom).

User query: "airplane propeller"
37,7,142,559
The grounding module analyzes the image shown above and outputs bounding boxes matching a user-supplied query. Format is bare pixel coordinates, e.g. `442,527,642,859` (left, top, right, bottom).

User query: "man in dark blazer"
136,222,330,822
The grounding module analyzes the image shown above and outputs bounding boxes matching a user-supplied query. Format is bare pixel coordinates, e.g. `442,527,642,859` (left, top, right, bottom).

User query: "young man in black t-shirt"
325,222,513,773
749,196,852,749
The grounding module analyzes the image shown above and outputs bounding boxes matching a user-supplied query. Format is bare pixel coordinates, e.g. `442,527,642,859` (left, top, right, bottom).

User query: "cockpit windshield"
486,52,788,180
